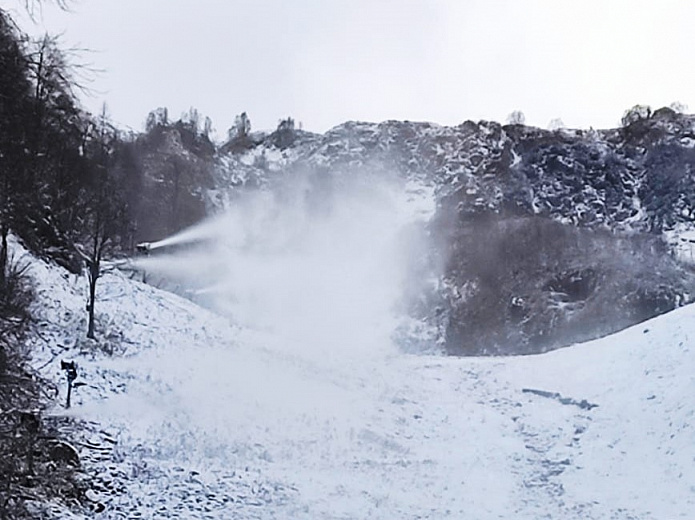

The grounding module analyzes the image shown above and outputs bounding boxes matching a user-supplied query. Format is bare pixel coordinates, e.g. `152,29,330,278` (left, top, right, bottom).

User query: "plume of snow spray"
131,171,434,364
84,170,439,506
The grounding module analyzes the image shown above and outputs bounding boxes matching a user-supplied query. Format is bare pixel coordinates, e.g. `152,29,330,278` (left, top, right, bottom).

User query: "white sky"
14,0,695,134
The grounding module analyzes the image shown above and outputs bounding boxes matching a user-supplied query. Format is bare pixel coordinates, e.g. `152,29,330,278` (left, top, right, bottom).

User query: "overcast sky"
14,0,695,135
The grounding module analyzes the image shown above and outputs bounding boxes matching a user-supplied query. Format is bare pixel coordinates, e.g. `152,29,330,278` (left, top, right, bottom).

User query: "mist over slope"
135,172,433,360
24,238,695,519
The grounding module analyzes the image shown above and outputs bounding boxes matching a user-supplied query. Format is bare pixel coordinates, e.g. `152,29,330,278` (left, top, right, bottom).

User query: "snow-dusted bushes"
0,254,86,518
440,216,694,355
0,253,33,363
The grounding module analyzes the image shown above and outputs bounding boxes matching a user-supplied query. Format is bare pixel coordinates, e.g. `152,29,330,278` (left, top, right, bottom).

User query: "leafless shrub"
0,255,85,518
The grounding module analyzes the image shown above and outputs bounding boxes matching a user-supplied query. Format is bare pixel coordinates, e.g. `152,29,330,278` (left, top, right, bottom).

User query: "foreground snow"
20,247,694,520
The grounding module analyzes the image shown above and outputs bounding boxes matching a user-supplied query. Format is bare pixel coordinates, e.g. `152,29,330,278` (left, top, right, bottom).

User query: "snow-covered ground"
15,174,695,519
18,241,694,519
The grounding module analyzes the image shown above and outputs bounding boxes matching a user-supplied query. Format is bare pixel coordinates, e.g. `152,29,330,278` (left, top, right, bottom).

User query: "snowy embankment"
19,238,694,519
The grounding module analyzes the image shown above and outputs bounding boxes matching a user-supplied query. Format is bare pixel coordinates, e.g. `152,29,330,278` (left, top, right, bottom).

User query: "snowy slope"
18,235,695,519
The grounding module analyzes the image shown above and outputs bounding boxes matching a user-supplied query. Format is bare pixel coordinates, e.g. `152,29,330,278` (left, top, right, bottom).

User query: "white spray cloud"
134,171,434,365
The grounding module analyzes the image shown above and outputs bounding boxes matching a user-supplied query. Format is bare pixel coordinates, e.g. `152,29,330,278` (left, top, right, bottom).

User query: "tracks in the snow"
475,370,598,519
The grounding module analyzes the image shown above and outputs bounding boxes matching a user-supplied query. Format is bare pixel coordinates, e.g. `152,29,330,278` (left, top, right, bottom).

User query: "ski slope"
22,243,695,519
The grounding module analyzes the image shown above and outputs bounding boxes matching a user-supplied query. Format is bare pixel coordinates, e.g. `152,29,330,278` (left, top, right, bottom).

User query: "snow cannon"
136,242,152,253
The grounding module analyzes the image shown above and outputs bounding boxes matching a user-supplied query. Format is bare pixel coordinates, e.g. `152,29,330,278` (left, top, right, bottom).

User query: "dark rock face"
426,116,695,354
211,111,695,355
437,216,691,355
135,125,215,243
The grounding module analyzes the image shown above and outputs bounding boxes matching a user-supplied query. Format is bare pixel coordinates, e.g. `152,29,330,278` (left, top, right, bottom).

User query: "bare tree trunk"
0,169,8,288
86,263,97,339
169,159,180,235
0,224,7,288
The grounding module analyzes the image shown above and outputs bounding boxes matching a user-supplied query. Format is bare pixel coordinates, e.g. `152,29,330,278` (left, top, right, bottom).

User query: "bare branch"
22,0,71,21
26,32,102,102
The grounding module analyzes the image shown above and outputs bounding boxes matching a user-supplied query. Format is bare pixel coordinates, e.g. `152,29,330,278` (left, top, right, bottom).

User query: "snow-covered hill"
22,239,695,519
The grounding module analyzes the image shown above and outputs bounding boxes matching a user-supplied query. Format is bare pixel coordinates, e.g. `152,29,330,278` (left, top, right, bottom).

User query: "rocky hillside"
215,108,695,229
201,108,695,355
143,108,695,356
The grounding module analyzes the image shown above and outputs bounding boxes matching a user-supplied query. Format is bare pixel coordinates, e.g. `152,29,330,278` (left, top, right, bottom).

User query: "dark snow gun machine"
136,242,152,253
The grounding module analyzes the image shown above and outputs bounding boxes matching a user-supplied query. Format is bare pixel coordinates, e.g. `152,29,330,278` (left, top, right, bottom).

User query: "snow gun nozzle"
136,242,151,253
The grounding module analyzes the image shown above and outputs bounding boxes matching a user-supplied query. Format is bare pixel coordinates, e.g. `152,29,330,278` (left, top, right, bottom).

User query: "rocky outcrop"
208,111,695,355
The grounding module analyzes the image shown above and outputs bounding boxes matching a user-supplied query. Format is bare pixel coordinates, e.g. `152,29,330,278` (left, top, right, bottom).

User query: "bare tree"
145,106,169,131
14,33,98,271
0,11,31,286
232,112,251,140
669,101,688,114
506,110,526,125
273,116,296,148
77,105,126,339
548,118,565,131
621,104,652,127
225,112,252,151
